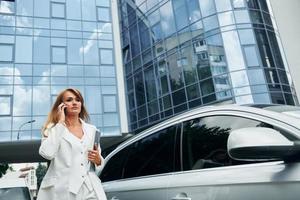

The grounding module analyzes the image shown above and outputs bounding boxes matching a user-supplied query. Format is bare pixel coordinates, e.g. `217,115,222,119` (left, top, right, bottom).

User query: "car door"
101,124,180,200
167,114,300,200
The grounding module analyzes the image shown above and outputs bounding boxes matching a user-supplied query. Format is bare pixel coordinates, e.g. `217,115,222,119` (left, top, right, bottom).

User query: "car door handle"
110,196,119,200
171,192,192,200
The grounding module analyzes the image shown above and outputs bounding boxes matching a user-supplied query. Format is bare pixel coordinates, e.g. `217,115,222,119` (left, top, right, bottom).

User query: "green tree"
35,163,47,190
0,163,9,178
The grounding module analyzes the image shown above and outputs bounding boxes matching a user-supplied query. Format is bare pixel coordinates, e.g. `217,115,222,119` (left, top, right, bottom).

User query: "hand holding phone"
58,102,66,123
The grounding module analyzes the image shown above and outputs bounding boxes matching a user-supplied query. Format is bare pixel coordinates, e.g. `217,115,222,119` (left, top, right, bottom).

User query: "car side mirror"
227,127,299,161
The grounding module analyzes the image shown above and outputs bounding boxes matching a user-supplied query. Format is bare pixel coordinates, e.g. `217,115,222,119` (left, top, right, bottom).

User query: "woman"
37,88,107,200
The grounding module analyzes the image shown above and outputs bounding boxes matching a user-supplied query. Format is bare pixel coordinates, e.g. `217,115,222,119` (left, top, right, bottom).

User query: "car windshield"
0,187,31,200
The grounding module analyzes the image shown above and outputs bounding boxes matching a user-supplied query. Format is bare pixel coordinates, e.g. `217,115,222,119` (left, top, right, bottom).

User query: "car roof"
0,178,28,189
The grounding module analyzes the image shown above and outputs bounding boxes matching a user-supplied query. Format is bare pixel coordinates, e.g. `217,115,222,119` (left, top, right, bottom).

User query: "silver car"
99,104,300,200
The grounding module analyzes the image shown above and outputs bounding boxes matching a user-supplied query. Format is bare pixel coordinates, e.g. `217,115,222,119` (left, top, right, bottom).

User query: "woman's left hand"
88,145,101,166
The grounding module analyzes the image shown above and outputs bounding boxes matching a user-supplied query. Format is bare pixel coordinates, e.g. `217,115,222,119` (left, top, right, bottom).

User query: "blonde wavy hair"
42,88,90,133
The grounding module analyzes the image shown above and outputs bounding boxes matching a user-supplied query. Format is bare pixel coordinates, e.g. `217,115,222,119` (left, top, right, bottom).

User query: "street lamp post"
17,120,36,140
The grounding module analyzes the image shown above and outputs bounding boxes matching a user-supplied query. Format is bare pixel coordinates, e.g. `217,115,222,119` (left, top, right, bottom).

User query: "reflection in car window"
123,125,177,179
182,115,281,171
100,145,131,182
0,187,31,200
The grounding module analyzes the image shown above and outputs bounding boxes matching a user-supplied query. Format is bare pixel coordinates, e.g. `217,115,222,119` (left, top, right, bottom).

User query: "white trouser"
69,177,98,200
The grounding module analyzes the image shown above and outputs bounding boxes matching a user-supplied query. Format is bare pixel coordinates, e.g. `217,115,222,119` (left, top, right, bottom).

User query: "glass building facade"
118,0,298,132
0,0,122,141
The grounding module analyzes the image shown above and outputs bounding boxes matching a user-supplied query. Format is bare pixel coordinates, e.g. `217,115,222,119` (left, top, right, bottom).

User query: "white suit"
37,121,107,200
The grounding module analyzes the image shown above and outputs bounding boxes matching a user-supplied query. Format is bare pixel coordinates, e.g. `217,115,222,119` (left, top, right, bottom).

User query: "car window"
0,187,31,200
122,124,178,179
182,115,286,171
100,144,131,182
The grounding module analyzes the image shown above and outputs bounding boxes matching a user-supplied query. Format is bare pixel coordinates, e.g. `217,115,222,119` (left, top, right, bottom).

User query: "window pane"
85,86,102,114
199,0,216,17
244,46,259,67
215,0,232,12
232,0,246,8
0,1,15,14
67,39,83,64
33,37,50,64
81,0,96,21
13,85,32,116
182,115,279,170
0,96,11,116
222,31,245,71
66,0,81,20
17,0,33,16
83,39,99,65
15,36,33,63
123,125,177,178
51,2,65,18
52,46,66,63
103,95,117,112
0,44,13,62
238,29,256,45
234,10,251,24
100,49,113,64
103,113,119,126
32,86,51,115
100,145,130,182
97,7,111,22
34,0,49,18
160,1,176,37
218,11,235,27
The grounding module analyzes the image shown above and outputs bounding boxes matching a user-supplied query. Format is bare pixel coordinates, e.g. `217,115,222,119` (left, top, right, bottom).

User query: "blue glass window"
232,0,246,8
85,86,102,114
0,1,15,14
97,7,111,22
16,0,33,16
199,0,216,17
67,39,83,64
244,46,260,67
103,113,119,127
15,36,32,63
203,15,219,31
100,66,115,77
186,0,201,23
97,0,110,7
51,2,65,18
215,0,232,12
34,0,50,18
66,0,81,20
83,39,99,65
34,37,50,64
218,11,235,27
160,1,176,37
100,49,113,64
103,95,117,112
0,95,11,116
0,44,14,62
51,46,66,64
173,0,189,31
238,29,256,45
81,0,96,21
234,10,251,24
32,86,51,115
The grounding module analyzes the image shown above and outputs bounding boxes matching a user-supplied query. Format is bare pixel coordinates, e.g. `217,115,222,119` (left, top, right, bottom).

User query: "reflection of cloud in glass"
10,68,50,116
0,1,13,13
80,31,97,54
0,100,10,115
80,23,111,54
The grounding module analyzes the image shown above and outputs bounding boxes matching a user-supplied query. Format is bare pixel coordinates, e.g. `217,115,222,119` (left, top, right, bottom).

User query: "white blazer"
37,121,107,200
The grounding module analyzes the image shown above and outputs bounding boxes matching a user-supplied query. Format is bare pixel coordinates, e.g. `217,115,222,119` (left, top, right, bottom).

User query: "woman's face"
62,91,82,116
